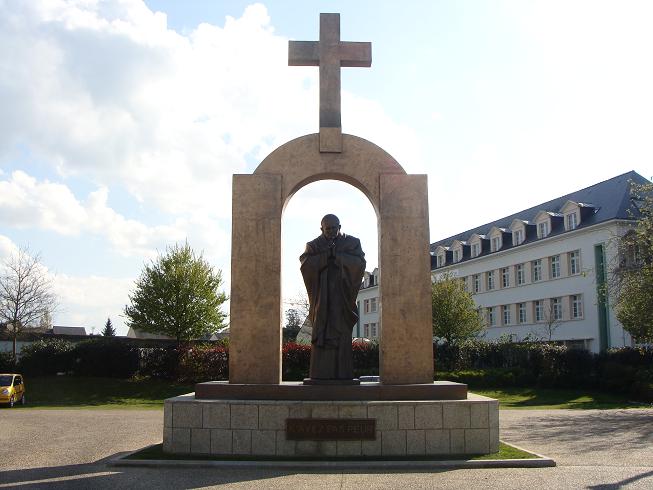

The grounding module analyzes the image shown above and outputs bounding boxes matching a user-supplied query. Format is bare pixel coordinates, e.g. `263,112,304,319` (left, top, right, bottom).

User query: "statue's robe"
300,233,365,379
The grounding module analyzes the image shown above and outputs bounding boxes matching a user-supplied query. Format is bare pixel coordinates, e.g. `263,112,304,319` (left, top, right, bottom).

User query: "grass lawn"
12,375,194,409
474,387,651,409
126,442,538,461
6,376,650,410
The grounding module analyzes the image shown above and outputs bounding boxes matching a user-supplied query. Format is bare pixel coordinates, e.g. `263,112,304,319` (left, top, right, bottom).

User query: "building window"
487,270,495,290
532,259,542,282
566,212,578,230
513,229,524,246
487,307,495,326
363,323,370,337
518,303,527,324
471,243,480,258
370,322,378,337
370,297,378,313
502,305,511,326
436,254,445,267
552,297,562,320
571,294,583,319
516,263,525,285
473,274,480,294
537,221,549,238
363,299,370,313
453,249,460,262
569,250,581,275
550,255,561,279
501,267,510,288
535,300,544,322
491,236,501,252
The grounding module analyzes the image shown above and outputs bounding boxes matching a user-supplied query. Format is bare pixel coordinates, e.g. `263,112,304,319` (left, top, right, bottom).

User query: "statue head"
320,214,341,241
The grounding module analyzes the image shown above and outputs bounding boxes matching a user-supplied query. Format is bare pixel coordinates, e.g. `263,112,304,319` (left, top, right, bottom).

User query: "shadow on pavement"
587,469,653,490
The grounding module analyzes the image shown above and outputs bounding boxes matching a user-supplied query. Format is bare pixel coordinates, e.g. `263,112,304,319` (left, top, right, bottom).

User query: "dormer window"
565,212,578,230
471,243,480,257
491,236,501,252
537,221,549,238
513,229,524,245
453,249,460,262
436,254,445,267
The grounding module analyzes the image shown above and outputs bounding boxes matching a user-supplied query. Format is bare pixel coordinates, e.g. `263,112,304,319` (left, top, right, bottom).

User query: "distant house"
126,327,227,341
355,268,380,340
51,326,87,336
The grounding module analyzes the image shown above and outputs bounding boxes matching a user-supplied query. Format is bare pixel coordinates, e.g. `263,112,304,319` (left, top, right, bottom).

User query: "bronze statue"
300,214,366,382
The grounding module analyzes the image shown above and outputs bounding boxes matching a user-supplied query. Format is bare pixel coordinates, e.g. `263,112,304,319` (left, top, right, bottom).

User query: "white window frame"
566,212,578,230
550,255,561,279
370,297,378,313
532,259,542,282
502,305,511,326
473,274,480,294
516,263,525,285
370,322,378,337
363,299,370,314
552,297,562,320
537,221,549,238
513,229,524,246
535,300,544,322
571,294,583,319
453,249,460,263
487,270,495,290
487,307,495,326
569,250,580,275
437,254,445,267
491,236,501,252
363,323,370,337
471,243,480,258
501,267,510,288
518,303,526,323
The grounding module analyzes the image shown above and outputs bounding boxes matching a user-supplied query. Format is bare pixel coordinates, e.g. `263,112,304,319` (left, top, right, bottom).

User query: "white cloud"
0,235,19,261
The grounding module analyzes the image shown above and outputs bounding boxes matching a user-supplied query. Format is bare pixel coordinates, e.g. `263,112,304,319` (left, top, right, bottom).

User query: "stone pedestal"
163,393,499,457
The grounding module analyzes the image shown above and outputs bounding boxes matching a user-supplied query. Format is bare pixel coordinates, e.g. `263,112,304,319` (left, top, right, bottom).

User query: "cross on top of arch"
288,13,372,153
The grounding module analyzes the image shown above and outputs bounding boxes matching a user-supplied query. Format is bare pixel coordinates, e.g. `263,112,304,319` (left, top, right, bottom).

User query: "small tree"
283,308,303,342
0,248,57,363
614,180,653,343
124,243,228,343
431,274,484,344
102,317,116,337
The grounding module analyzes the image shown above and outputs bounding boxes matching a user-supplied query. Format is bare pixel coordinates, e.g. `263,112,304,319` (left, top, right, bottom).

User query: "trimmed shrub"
18,339,75,376
72,339,139,378
0,351,14,371
353,340,379,377
177,345,228,383
282,342,311,381
138,347,180,379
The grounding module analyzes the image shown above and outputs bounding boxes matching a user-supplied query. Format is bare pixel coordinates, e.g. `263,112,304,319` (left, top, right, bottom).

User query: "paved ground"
0,407,652,489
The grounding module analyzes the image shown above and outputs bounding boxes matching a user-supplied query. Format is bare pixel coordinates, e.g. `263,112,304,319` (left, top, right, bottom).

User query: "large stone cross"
289,13,372,153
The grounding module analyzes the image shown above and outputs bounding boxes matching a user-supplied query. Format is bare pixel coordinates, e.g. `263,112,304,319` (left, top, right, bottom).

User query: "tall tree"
124,243,228,343
614,180,653,343
0,248,57,363
102,317,116,337
431,274,484,344
283,308,303,342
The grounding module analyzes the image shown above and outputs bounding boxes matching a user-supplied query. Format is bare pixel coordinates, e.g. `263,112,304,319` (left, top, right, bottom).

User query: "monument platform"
163,389,499,457
195,381,468,401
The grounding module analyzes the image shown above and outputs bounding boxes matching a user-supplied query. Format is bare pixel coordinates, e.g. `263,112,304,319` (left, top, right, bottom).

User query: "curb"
109,443,556,470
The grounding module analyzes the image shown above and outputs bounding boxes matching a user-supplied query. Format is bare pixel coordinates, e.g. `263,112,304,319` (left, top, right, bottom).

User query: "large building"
430,170,648,353
354,268,380,339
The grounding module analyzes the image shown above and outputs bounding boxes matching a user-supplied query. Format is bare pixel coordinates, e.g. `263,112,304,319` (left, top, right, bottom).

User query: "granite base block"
163,393,499,457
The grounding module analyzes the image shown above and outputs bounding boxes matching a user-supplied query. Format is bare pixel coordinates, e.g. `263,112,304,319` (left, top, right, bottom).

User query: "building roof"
52,326,87,336
430,170,650,254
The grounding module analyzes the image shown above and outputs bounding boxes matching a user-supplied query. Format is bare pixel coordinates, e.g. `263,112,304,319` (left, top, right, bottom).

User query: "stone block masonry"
163,394,499,457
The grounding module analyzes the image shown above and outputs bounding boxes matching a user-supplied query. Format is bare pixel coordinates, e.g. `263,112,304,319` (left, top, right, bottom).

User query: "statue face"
321,217,341,240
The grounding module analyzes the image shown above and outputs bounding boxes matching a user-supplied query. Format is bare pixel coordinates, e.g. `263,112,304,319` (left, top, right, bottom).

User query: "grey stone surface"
425,429,450,454
337,440,362,456
381,430,406,456
275,430,295,456
361,431,382,456
258,404,289,430
471,403,489,428
398,404,415,429
368,404,398,430
171,428,190,453
415,403,443,429
232,430,252,455
164,402,172,428
450,428,465,453
251,430,276,455
172,403,202,428
190,428,211,454
230,404,258,429
203,403,230,429
210,429,232,455
338,404,367,418
443,402,471,428
295,440,318,456
406,429,426,455
465,428,490,454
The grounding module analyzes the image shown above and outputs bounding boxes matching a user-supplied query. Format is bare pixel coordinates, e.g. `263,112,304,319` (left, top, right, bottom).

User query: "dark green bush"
72,339,139,378
18,339,75,376
177,345,228,383
282,342,311,381
0,351,14,371
138,347,180,379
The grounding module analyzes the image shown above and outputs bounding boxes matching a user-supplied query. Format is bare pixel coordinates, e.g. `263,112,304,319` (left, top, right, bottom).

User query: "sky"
1,0,652,335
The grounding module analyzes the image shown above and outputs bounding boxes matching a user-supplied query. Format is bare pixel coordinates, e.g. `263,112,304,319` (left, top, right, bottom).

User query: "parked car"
0,374,26,407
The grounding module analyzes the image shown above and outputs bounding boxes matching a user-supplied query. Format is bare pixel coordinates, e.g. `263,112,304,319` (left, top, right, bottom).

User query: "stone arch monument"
228,15,433,385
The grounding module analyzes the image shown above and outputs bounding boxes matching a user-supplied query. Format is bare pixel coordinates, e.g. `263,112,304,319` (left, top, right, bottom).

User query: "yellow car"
0,374,26,408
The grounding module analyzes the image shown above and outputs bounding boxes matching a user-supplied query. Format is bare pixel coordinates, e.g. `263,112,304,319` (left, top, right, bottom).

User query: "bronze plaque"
286,418,376,440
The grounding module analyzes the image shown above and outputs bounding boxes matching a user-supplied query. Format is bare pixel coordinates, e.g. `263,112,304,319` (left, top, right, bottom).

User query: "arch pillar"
228,134,433,385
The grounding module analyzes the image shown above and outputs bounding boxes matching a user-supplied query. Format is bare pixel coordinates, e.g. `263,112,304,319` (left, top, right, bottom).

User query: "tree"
283,308,303,342
431,274,484,344
0,248,57,363
614,180,653,343
102,317,116,337
124,243,228,343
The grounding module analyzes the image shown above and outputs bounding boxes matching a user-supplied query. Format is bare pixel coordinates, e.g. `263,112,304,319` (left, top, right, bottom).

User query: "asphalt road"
0,407,652,489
